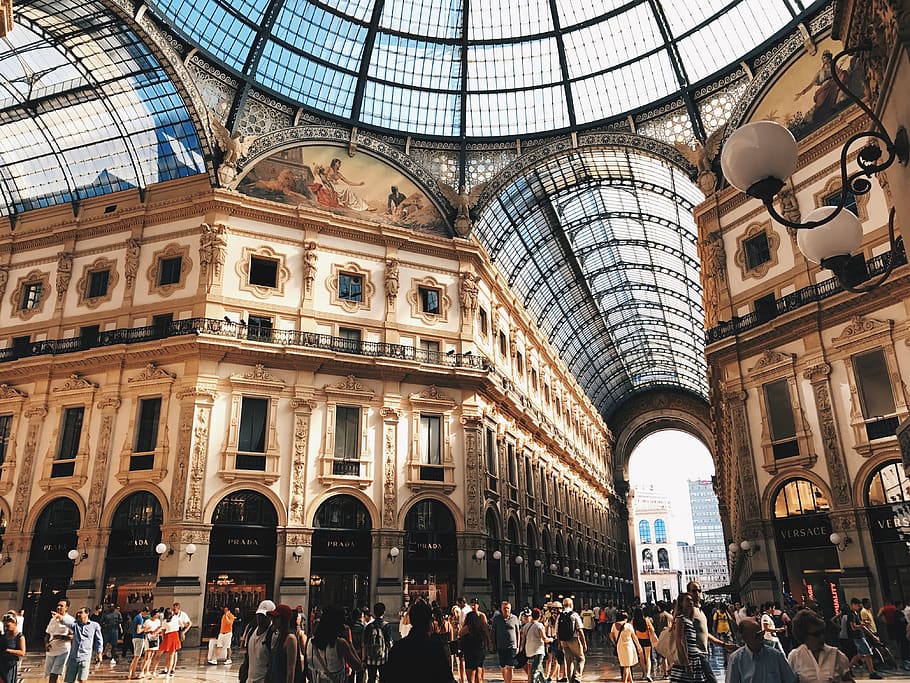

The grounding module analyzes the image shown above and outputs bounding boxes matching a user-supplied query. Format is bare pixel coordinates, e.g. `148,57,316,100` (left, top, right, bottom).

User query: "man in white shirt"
45,598,73,683
727,619,796,683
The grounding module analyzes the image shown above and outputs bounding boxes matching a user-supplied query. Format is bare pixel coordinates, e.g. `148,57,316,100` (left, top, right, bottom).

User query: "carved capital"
803,363,832,383
96,397,122,411
291,398,317,413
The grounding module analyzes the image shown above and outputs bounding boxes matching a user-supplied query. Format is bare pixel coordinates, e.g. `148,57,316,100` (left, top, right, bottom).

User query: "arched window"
658,548,670,569
773,479,831,518
641,548,653,570
639,519,651,543
654,519,667,543
314,495,370,530
867,461,910,506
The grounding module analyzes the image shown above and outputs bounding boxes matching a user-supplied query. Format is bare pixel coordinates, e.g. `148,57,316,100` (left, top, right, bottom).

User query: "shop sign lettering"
773,514,832,550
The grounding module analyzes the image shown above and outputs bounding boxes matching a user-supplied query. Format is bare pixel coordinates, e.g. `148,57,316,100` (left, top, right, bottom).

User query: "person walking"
687,581,733,683
668,594,706,683
519,608,549,683
847,598,882,679
157,609,182,679
45,599,73,683
787,610,853,683
303,605,360,683
60,608,103,683
760,603,786,654
127,607,149,680
240,600,274,683
726,618,795,683
633,606,658,682
385,601,454,683
615,610,643,683
362,602,393,683
0,612,26,683
557,597,587,683
491,602,521,683
458,611,489,683
208,606,235,665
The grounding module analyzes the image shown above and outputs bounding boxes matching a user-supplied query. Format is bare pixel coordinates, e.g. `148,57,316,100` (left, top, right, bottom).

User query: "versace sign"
773,514,832,550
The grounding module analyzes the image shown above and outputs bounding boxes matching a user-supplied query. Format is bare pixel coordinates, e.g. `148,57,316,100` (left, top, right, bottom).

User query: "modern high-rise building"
688,480,730,592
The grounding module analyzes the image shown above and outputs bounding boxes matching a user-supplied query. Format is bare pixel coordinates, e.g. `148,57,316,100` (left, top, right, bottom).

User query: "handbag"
654,625,678,667
307,641,346,683
515,650,528,668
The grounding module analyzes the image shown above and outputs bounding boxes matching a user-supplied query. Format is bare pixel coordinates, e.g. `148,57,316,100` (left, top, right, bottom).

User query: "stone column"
280,529,312,616
154,525,210,647
803,364,853,508
289,399,316,527
85,397,121,530
374,529,405,623
170,387,215,523
460,415,489,601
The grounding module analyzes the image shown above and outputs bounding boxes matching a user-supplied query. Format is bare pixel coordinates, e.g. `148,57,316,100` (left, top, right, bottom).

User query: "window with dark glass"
419,286,440,314
53,406,83,477
338,273,363,302
249,256,278,287
540,468,548,514
516,352,524,375
80,325,100,347
337,326,362,353
152,313,173,331
853,349,897,419
524,457,534,501
658,548,670,569
87,270,110,298
334,406,359,460
0,415,10,467
158,256,183,286
478,308,488,337
485,427,497,490
135,398,161,453
825,188,858,216
499,331,507,356
764,378,799,459
238,397,267,453
744,232,771,270
20,282,42,310
247,314,273,341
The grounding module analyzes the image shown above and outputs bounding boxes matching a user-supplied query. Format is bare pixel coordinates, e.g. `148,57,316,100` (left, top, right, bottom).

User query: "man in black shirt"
384,601,455,683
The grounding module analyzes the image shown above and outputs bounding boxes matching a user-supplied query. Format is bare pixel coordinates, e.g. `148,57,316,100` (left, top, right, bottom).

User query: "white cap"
256,600,277,615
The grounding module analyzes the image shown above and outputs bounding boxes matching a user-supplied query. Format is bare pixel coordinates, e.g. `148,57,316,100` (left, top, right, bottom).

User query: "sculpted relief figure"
674,126,726,195
56,252,73,300
699,231,726,328
385,258,399,304
199,223,228,282
211,117,256,186
302,242,318,296
459,271,478,314
437,181,488,238
124,239,140,290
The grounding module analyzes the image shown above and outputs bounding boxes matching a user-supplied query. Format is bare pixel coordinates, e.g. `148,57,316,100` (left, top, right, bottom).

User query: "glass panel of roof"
466,85,568,137
380,0,462,38
272,0,367,73
257,42,357,116
148,0,255,72
361,81,459,136
468,0,553,40
370,34,461,90
467,39,563,91
322,0,375,22
659,0,732,38
562,4,663,78
557,0,642,28
675,0,794,82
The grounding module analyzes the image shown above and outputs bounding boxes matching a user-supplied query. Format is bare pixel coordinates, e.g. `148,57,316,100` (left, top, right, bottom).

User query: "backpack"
557,612,576,641
365,620,388,663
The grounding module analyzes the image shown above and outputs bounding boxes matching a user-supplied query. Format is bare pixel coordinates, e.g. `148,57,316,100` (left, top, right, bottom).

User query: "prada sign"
405,532,456,560
773,514,832,550
312,530,371,558
868,505,910,544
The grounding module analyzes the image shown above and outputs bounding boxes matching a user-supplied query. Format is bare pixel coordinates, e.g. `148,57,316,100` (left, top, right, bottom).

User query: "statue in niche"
384,258,399,303
302,242,318,296
199,223,227,281
459,271,478,314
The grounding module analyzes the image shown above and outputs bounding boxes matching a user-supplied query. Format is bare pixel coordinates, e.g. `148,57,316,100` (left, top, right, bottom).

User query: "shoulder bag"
654,620,678,667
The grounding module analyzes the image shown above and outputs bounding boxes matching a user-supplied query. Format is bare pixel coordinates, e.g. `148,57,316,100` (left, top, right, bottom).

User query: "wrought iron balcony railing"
0,317,487,369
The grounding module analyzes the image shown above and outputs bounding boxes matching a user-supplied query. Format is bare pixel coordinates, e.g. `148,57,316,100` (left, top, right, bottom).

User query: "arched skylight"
0,0,205,218
474,148,706,419
147,0,816,139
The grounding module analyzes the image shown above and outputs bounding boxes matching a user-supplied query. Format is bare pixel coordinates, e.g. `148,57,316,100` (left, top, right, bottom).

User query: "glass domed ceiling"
148,0,815,139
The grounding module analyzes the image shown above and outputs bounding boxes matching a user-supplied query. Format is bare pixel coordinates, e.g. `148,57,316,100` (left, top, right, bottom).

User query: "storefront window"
310,495,371,610
404,499,456,607
865,461,910,602
773,479,831,518
105,491,163,608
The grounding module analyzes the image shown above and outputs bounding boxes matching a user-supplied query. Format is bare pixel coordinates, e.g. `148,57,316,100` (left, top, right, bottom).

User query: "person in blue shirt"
52,607,103,683
727,619,796,683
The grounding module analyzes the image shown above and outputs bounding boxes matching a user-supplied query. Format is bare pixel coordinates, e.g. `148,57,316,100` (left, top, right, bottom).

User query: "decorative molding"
734,221,780,280
325,375,371,395
0,384,26,400
327,261,375,313
147,243,192,297
813,176,870,222
54,374,98,393
803,363,852,508
176,386,217,401
129,363,177,384
832,315,893,347
747,349,796,376
9,270,51,321
232,364,285,385
236,244,291,299
289,402,314,525
75,257,120,309
407,275,451,326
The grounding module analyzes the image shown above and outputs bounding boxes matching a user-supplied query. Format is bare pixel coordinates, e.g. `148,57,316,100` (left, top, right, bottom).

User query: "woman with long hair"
0,612,26,683
157,608,182,678
633,606,658,682
669,593,706,683
615,610,644,683
458,611,489,683
302,605,361,683
431,606,454,658
545,605,565,683
140,609,162,679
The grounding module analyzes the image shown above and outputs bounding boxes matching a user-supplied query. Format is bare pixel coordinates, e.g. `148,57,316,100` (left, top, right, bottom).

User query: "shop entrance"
404,499,456,609
204,491,277,639
104,491,163,608
310,495,371,611
23,498,79,648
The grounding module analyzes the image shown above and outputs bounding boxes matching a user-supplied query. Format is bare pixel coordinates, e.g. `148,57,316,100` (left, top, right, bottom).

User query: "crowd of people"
0,585,908,683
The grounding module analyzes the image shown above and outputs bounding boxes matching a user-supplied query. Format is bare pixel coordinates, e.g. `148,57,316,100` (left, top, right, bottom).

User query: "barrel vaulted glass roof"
474,148,705,418
147,0,815,139
0,0,205,218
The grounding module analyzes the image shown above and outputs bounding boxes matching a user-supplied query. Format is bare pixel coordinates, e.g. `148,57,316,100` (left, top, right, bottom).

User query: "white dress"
617,622,639,668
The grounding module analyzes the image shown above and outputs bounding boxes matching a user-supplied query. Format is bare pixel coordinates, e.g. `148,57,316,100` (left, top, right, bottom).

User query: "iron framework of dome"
146,0,817,140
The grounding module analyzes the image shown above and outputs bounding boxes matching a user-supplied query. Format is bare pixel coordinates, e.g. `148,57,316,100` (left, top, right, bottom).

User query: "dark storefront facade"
866,461,910,603
404,499,456,607
309,495,371,610
104,492,163,608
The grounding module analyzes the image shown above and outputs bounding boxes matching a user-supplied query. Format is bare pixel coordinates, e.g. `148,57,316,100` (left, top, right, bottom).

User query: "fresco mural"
236,144,449,235
748,37,864,140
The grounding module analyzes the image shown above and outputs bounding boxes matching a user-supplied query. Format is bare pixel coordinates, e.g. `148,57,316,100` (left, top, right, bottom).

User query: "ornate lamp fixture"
721,46,907,294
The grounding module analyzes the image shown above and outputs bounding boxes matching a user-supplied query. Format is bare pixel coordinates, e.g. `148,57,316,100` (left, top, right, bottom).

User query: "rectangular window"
499,332,507,356
524,458,534,502
419,415,441,465
419,287,440,314
764,379,799,459
485,427,497,491
80,325,100,348
516,352,524,375
478,308,488,337
825,189,858,216
853,349,897,418
247,315,273,342
20,282,42,310
249,257,278,287
158,256,182,286
238,397,268,453
507,442,518,502
12,335,30,357
87,270,110,298
135,397,161,453
540,469,549,515
54,407,83,477
152,313,173,332
419,339,440,363
337,327,362,354
338,273,363,302
334,406,360,460
0,415,11,467
744,232,771,270
754,293,777,322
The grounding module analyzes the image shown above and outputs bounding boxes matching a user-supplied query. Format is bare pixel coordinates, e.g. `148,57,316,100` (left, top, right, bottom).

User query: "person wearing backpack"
557,598,587,683
362,603,392,683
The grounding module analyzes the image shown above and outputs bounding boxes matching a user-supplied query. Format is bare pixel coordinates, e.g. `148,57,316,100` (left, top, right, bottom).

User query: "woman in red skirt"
158,608,182,678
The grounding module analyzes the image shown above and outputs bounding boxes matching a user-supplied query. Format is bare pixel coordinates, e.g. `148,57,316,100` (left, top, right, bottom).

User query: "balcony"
866,416,900,441
0,317,487,369
332,459,362,477
706,241,907,344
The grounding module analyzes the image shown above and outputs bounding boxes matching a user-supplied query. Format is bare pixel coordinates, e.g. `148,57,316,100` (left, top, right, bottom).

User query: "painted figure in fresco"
387,186,407,218
794,50,851,125
311,158,375,211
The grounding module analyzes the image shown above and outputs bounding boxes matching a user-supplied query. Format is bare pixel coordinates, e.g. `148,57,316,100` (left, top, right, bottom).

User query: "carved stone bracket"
85,398,122,528
10,409,46,532
461,414,484,533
